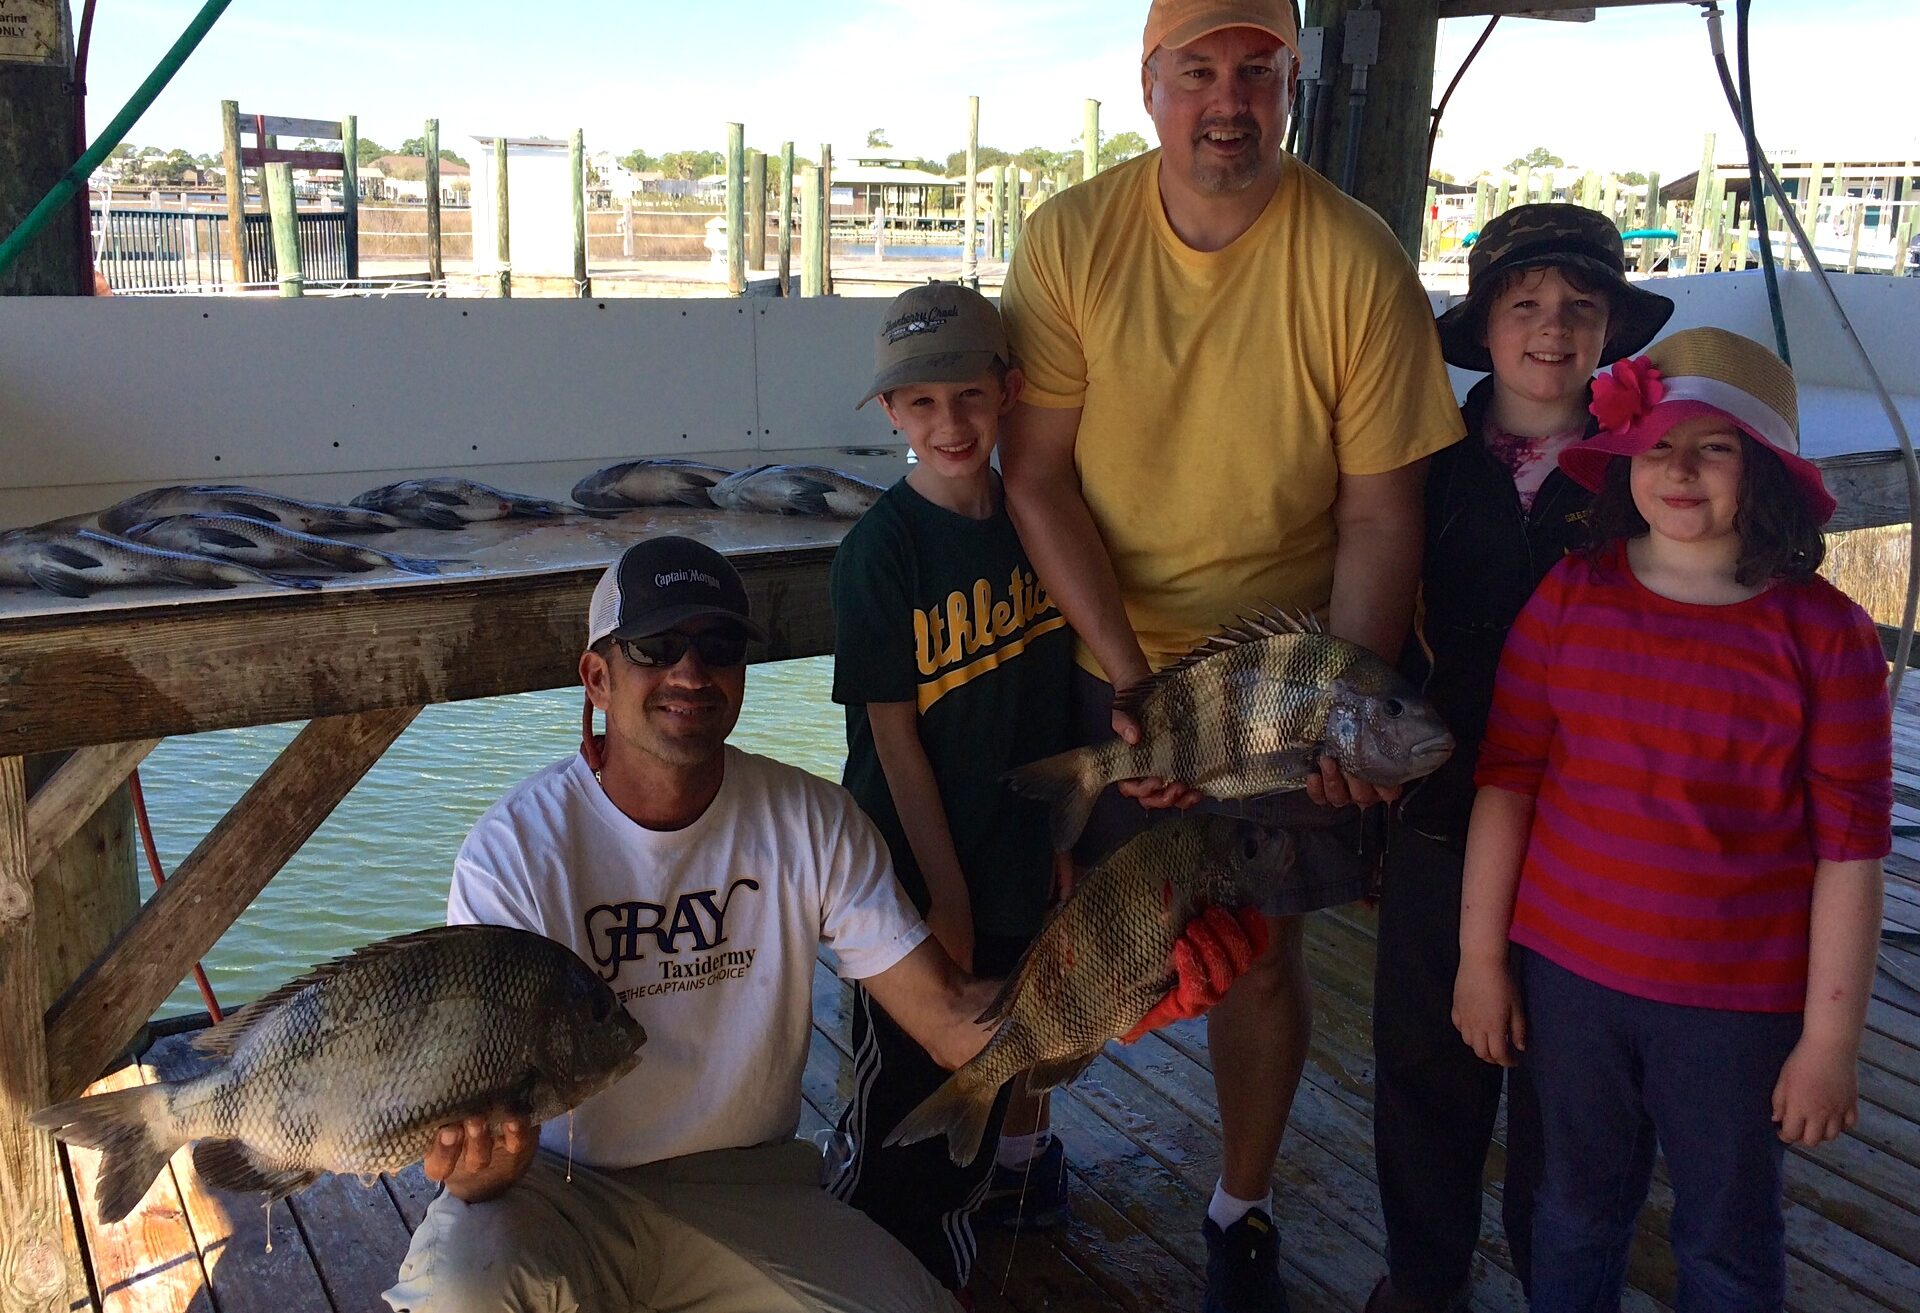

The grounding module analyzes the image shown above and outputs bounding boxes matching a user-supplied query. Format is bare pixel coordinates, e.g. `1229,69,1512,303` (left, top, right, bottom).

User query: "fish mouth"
1408,732,1456,757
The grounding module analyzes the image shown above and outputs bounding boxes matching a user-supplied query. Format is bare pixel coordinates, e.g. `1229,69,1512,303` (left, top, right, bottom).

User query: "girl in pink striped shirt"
1452,327,1891,1312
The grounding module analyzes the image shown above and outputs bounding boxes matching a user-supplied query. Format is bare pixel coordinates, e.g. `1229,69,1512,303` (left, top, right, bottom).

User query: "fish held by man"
353,478,618,529
98,485,406,536
571,459,737,510
31,925,646,1226
1006,611,1456,851
887,815,1292,1166
709,464,885,519
126,514,457,576
0,526,324,597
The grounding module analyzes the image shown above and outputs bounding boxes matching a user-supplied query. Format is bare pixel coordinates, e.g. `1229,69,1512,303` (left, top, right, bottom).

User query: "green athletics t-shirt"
831,477,1073,939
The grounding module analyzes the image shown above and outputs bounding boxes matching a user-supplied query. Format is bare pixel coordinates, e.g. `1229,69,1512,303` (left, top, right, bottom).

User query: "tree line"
611,128,1152,184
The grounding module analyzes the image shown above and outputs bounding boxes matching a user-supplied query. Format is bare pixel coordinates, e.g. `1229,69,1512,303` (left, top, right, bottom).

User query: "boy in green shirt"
828,282,1075,1292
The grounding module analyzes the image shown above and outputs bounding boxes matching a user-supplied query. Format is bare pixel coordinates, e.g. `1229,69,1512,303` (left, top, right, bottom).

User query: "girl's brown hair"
1584,433,1826,585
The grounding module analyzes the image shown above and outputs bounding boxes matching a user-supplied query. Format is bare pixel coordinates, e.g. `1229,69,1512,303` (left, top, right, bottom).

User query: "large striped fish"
1005,611,1454,850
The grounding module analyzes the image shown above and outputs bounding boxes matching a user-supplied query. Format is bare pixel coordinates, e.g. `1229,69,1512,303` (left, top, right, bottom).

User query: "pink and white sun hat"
1559,326,1837,526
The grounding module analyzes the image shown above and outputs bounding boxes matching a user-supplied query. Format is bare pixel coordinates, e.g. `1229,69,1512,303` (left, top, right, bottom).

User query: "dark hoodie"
1395,376,1599,850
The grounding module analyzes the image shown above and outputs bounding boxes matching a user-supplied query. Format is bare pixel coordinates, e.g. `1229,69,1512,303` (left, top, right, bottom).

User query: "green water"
140,657,846,1017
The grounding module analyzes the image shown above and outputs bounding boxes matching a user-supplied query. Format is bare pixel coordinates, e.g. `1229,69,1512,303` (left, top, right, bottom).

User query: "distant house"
361,154,471,205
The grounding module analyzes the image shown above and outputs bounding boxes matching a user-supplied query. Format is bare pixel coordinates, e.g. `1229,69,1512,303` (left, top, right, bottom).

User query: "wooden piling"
1421,184,1437,261
339,113,359,281
1083,99,1100,182
1600,172,1618,226
0,756,75,1313
725,124,746,297
779,141,794,297
570,128,589,297
221,100,246,287
748,149,768,272
990,165,1005,260
1580,170,1599,210
1472,177,1490,230
964,97,979,287
494,135,511,298
425,118,443,282
1638,171,1661,273
821,144,834,295
1688,134,1717,273
1008,168,1024,256
801,164,825,297
265,162,303,297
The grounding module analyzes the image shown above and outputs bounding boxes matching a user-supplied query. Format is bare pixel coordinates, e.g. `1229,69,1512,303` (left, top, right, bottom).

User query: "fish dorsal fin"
191,925,510,1057
192,1139,318,1201
1110,605,1319,717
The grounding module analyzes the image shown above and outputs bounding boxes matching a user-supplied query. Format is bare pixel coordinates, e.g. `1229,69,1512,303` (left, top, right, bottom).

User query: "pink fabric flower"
1588,356,1666,432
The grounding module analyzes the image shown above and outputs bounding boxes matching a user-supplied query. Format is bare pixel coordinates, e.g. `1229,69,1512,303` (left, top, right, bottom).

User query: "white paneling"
470,140,579,279
751,296,904,452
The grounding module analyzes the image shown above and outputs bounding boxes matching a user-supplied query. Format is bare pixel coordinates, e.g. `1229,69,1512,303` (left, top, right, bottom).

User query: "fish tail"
30,1085,180,1224
883,1071,999,1168
1004,747,1107,852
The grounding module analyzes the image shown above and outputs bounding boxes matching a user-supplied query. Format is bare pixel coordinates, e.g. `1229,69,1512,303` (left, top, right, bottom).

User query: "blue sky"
84,1,1920,178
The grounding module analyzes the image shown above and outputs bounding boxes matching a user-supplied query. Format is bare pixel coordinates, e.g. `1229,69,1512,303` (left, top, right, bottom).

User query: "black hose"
1737,0,1789,362
1340,89,1366,195
1428,17,1499,176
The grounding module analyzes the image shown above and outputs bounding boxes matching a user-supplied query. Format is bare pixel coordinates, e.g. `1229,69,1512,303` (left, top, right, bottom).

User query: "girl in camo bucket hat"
1435,203,1675,371
1561,325,1838,528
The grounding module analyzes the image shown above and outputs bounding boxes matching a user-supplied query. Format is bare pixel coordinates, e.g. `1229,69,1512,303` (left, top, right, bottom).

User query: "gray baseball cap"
855,282,1011,409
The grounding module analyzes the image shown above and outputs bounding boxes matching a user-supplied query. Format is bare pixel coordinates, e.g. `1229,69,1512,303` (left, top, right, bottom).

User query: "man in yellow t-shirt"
999,3,1463,1310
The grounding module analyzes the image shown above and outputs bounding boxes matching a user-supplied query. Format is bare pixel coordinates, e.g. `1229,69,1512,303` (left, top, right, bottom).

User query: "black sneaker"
975,1135,1070,1230
1203,1209,1290,1313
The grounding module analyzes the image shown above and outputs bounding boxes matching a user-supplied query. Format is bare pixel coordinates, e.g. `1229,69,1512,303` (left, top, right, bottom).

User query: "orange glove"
1120,904,1269,1044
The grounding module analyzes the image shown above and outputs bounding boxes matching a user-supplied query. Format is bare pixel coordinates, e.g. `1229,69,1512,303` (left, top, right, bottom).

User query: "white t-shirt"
448,746,929,1169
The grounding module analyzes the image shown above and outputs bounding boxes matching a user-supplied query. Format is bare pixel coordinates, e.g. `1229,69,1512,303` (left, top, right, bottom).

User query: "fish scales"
887,817,1289,1166
31,925,643,1223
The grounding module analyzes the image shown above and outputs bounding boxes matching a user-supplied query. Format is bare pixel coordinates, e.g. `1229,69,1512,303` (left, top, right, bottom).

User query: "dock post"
989,165,1005,260
1687,133,1716,274
748,149,767,272
1422,184,1437,261
1083,98,1100,182
221,99,246,287
801,164,825,297
1472,177,1490,231
1638,171,1661,273
1600,172,1618,227
571,128,589,297
726,124,746,296
779,142,795,296
622,192,634,259
341,114,359,282
425,118,444,283
964,97,979,287
265,162,303,297
0,756,75,1313
821,143,834,295
494,135,511,298
1008,168,1024,257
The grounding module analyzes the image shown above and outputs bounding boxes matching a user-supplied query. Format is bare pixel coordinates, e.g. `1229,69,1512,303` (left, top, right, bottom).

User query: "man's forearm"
861,938,999,1070
1326,502,1423,662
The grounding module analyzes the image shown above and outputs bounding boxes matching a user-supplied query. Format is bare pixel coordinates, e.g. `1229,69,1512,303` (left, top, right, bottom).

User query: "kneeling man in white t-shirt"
384,535,998,1313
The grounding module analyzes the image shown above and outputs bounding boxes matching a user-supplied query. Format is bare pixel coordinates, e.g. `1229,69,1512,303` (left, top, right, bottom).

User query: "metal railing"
92,208,351,292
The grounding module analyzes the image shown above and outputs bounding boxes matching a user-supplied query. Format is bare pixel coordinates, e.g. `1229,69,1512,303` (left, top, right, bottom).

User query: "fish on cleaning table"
126,514,457,576
708,464,885,519
99,485,405,536
0,526,324,598
571,458,737,510
353,477,618,529
1005,610,1456,852
887,815,1293,1166
31,925,645,1225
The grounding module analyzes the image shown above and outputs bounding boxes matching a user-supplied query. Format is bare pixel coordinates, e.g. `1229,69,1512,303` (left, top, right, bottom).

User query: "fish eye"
1383,699,1404,718
1240,834,1262,860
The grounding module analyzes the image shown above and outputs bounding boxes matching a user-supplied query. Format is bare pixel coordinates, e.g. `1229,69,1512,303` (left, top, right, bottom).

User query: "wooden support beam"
801,166,825,298
221,100,247,288
1814,451,1915,533
747,150,768,272
425,119,443,282
240,146,347,171
1438,0,1674,14
341,114,359,281
0,3,80,296
494,136,511,299
24,740,158,879
265,162,303,297
43,707,421,1103
821,144,834,295
570,128,589,297
778,142,795,297
0,547,838,758
0,757,74,1312
726,123,746,297
239,114,343,141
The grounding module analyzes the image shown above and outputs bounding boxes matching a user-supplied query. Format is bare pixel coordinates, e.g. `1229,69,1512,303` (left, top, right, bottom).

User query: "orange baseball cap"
1142,0,1300,64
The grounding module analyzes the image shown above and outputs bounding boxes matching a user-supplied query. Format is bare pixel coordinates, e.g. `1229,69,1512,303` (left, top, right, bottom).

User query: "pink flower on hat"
1589,356,1666,433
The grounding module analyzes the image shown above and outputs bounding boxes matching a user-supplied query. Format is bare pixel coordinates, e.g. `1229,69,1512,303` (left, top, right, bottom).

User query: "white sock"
995,1130,1051,1170
1207,1182,1273,1231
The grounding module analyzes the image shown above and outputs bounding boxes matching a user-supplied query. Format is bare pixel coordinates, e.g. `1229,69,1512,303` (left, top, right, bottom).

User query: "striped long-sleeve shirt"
1476,540,1892,1012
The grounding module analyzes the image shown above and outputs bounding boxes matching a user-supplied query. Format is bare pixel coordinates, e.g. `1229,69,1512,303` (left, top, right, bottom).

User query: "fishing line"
128,768,223,1021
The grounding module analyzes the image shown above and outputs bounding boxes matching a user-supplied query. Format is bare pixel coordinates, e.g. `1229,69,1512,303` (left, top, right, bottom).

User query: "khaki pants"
384,1140,960,1313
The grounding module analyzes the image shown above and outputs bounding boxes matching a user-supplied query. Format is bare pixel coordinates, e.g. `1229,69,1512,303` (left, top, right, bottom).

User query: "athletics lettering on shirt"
911,566,1066,711
585,878,760,982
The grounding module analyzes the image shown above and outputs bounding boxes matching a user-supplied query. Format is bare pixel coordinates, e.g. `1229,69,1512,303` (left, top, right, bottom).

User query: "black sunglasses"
616,629,750,669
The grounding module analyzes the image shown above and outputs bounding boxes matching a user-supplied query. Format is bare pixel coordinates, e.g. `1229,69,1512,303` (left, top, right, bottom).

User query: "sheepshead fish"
571,459,736,510
99,485,405,536
32,925,645,1225
0,527,323,598
353,477,617,529
709,464,884,519
889,816,1293,1166
1007,611,1455,851
126,514,456,576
